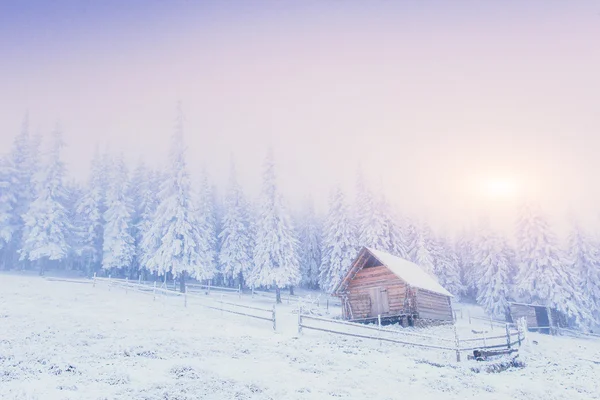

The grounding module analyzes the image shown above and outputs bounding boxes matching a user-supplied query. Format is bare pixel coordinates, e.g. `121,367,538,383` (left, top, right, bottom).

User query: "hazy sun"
483,178,517,199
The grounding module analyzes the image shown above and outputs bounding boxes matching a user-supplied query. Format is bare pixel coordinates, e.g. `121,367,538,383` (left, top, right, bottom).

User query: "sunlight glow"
482,178,518,200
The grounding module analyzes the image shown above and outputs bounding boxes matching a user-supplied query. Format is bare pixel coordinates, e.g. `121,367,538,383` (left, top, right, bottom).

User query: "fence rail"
93,275,276,330
298,312,524,361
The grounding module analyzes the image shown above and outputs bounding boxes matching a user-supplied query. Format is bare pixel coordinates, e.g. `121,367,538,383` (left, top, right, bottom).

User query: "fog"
2,0,600,237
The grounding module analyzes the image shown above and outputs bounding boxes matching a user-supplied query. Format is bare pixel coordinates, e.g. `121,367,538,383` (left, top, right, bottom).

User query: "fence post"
468,310,471,324
490,316,494,331
138,275,142,285
238,284,242,299
378,314,382,347
287,293,290,304
208,280,211,295
153,281,157,301
326,298,329,312
505,323,511,349
272,305,277,331
93,272,96,288
517,320,522,347
298,307,303,334
461,309,463,319
453,324,461,362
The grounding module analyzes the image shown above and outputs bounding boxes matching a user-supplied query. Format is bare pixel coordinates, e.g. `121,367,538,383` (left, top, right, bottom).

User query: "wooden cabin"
333,247,454,325
507,302,569,334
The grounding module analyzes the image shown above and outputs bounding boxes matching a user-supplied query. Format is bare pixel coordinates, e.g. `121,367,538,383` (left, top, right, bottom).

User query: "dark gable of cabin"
337,248,453,323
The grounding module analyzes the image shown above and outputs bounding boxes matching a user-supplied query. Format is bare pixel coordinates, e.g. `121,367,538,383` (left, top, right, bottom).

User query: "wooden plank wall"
346,265,407,319
415,289,453,321
509,304,538,327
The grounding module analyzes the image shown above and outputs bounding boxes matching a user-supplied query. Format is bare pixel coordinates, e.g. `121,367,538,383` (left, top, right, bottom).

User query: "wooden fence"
93,275,277,330
297,312,525,362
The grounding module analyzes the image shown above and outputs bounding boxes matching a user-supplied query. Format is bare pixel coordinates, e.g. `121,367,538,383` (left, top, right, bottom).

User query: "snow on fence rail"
297,312,525,362
92,275,277,330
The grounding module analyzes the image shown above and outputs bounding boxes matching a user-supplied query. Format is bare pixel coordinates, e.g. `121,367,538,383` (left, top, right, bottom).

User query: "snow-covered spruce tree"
567,223,600,324
455,230,477,300
0,156,15,258
430,235,464,298
75,148,105,276
406,220,435,275
196,171,218,284
20,127,71,275
298,198,322,289
143,105,214,291
355,170,390,251
137,168,163,278
102,154,135,276
247,149,300,303
64,180,84,271
127,160,150,278
5,114,41,269
320,187,358,293
472,225,511,317
516,203,588,325
379,196,408,258
218,160,254,287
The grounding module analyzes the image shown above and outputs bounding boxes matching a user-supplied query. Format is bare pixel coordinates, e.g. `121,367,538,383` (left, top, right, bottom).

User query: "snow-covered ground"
1,274,599,400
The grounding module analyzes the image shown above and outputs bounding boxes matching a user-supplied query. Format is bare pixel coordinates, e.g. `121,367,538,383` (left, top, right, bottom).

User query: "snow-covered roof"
360,248,453,297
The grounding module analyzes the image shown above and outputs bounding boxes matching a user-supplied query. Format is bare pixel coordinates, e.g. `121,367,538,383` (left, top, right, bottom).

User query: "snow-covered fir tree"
320,187,358,293
137,168,163,277
196,171,218,282
473,225,511,317
380,196,408,258
75,148,105,275
20,127,71,274
247,149,300,303
4,115,41,268
0,156,15,254
516,203,589,325
298,198,322,289
455,230,477,300
142,105,214,289
355,170,389,251
102,154,135,275
406,220,435,275
127,160,150,277
430,235,464,298
218,160,254,287
567,222,600,324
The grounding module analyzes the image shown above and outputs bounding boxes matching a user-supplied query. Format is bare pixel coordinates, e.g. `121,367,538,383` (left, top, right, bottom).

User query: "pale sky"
1,0,600,237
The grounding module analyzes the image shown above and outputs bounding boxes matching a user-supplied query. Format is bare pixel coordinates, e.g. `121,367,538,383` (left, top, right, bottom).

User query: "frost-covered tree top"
21,127,71,262
248,149,300,289
0,156,15,248
218,159,254,282
320,186,358,293
195,170,218,280
355,170,390,251
298,198,322,288
516,203,588,324
75,148,105,265
142,104,213,279
567,223,600,323
406,221,435,276
474,226,511,317
102,154,135,271
430,235,463,298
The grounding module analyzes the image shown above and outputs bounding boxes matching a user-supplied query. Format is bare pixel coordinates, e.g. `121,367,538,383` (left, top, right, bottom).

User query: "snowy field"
1,274,600,400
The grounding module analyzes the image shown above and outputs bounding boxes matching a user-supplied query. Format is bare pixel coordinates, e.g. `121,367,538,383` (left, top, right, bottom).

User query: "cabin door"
369,287,390,317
